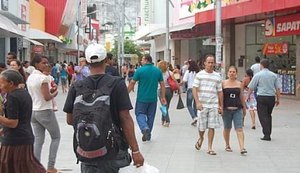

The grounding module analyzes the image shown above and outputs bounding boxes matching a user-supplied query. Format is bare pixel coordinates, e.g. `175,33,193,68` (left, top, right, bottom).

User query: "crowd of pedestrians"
0,49,285,172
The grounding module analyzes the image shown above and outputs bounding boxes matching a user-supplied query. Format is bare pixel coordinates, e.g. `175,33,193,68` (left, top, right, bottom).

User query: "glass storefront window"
245,23,297,95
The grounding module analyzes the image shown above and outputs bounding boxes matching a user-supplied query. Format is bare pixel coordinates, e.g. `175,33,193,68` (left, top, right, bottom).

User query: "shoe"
207,150,217,155
142,129,151,141
225,146,233,152
240,148,247,155
163,122,170,127
260,137,271,141
191,120,197,127
47,168,58,173
251,126,256,130
195,137,203,150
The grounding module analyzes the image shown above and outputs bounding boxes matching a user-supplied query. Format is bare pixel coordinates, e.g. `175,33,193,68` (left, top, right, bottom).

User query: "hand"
50,86,58,93
275,100,280,106
52,90,58,98
196,101,203,111
132,152,144,168
218,106,223,115
160,97,167,105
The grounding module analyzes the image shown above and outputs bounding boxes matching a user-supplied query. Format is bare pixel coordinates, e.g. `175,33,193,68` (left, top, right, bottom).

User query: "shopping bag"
141,163,160,173
176,94,184,109
119,163,159,173
160,104,167,117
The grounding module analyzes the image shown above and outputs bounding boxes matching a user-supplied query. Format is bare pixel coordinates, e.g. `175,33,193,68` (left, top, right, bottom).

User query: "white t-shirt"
250,63,261,75
183,70,196,89
24,66,35,74
26,69,52,111
160,71,173,89
193,70,222,108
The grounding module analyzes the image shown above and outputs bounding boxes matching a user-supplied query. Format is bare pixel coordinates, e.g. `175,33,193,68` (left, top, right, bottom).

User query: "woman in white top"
182,60,200,126
157,60,179,127
26,55,60,173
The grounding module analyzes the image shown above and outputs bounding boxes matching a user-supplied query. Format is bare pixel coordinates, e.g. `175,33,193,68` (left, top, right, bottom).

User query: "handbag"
167,71,179,91
176,94,184,109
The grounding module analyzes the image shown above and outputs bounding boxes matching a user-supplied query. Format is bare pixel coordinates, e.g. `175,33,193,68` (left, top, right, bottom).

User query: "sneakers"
142,129,151,142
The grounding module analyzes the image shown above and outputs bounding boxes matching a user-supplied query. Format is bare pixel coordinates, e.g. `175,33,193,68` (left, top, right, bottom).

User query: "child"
43,66,58,111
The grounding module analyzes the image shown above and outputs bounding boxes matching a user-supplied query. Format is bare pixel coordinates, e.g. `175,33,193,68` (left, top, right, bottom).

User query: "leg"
266,96,275,138
135,102,150,132
147,102,158,132
236,128,245,152
222,110,233,150
195,130,205,150
249,110,256,128
233,109,246,152
223,128,231,150
31,111,46,161
256,97,270,138
207,128,215,152
164,88,173,125
186,89,197,119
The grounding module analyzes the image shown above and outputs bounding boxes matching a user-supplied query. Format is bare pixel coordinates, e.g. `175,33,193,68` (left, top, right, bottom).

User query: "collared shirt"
133,63,163,102
248,68,281,96
26,69,52,110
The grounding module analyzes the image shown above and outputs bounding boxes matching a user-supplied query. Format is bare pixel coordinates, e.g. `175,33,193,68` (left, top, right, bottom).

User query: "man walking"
250,56,261,75
248,59,281,141
63,43,144,172
105,53,120,76
192,54,223,155
127,54,166,141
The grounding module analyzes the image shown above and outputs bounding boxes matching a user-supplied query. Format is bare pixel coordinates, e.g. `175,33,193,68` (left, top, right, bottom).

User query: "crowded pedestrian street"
40,87,300,173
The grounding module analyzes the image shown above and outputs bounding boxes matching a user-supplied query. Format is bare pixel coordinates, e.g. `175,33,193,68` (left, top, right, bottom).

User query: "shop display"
277,69,296,95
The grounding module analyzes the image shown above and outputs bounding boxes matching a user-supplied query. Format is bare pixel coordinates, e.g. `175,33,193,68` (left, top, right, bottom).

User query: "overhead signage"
179,0,250,19
262,42,288,55
265,13,300,37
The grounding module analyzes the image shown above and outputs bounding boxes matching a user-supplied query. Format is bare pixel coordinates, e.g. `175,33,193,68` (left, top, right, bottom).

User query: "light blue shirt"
248,68,281,96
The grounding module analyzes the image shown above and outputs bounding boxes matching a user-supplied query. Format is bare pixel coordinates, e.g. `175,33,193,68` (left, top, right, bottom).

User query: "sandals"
194,138,203,150
225,146,233,152
241,148,247,155
207,150,217,155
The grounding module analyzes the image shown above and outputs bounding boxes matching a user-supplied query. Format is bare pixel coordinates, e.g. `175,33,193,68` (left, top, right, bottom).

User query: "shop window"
246,25,256,44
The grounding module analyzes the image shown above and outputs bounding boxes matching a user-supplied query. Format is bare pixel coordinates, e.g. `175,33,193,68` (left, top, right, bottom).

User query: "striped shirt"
193,70,222,108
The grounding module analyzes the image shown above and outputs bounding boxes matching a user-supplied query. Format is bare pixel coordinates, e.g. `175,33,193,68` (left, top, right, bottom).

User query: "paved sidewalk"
41,91,300,173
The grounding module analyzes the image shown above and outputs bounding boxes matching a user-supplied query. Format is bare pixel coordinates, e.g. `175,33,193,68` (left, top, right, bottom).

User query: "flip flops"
241,148,247,155
207,150,217,155
225,146,233,152
194,138,203,150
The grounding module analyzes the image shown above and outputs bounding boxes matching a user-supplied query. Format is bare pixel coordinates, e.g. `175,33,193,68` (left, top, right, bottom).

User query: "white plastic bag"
119,163,159,173
141,163,159,173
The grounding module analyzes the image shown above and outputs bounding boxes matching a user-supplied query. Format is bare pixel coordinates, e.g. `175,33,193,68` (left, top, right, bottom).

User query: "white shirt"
24,66,35,74
193,70,222,108
250,63,261,75
183,70,196,89
27,69,52,111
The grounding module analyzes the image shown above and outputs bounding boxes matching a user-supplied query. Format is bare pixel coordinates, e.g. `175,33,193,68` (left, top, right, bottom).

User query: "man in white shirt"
250,56,261,75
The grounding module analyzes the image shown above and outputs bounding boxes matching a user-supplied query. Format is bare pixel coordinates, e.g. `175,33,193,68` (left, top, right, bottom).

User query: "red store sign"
262,43,288,55
265,13,300,37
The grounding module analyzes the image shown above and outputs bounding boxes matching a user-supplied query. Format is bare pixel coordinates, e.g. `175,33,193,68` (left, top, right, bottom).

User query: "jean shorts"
222,109,243,129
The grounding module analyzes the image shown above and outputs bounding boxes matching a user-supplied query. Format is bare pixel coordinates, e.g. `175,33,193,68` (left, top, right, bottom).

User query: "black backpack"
72,75,122,163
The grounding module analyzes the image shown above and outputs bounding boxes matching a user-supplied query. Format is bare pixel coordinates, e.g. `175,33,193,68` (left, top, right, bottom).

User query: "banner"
262,42,288,55
265,13,300,37
179,0,250,19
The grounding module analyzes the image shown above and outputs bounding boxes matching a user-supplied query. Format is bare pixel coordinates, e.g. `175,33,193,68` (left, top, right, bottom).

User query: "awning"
29,28,62,43
148,22,195,37
134,24,164,40
0,14,27,37
24,37,44,46
0,11,29,24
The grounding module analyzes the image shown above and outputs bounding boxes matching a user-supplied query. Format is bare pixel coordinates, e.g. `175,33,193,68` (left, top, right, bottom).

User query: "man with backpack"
63,43,144,172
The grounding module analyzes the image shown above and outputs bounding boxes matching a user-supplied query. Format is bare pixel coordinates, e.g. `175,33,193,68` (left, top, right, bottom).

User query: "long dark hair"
246,69,254,80
188,60,200,73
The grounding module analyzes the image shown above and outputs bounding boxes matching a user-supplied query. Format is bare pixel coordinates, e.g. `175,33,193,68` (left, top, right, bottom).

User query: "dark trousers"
256,96,275,138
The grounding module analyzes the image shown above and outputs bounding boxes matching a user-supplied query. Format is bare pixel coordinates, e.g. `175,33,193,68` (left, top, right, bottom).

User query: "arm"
127,80,136,93
119,109,144,167
240,83,247,116
275,88,280,106
218,91,224,114
192,87,202,111
41,83,58,101
159,81,167,105
0,116,18,128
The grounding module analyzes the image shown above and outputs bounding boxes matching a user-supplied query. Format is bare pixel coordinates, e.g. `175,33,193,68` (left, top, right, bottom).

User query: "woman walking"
222,66,247,155
26,55,61,173
182,60,200,126
242,69,257,129
157,60,178,127
0,70,46,173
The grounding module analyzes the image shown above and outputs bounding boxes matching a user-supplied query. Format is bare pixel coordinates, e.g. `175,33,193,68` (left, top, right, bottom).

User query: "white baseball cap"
85,43,107,63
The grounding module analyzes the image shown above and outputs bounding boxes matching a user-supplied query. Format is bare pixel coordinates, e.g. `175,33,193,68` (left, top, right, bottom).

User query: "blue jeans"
135,101,157,133
186,88,197,119
222,109,243,129
158,88,173,123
